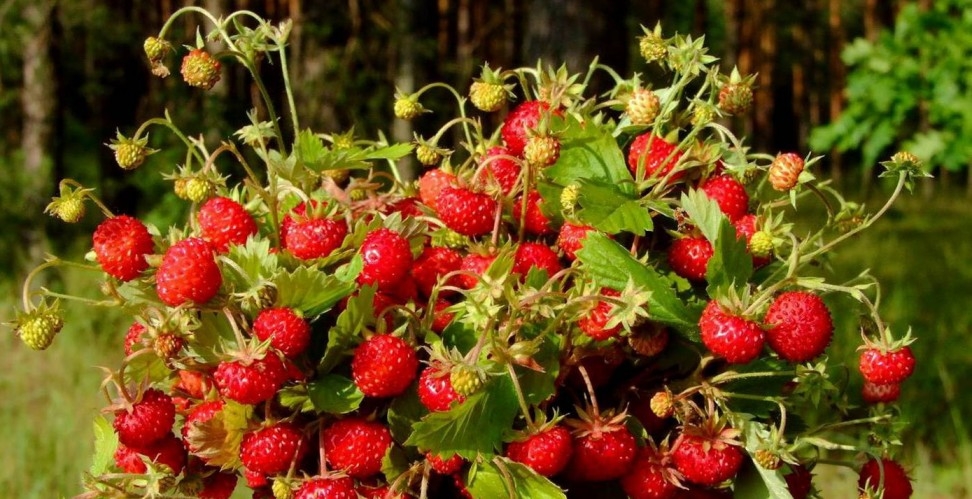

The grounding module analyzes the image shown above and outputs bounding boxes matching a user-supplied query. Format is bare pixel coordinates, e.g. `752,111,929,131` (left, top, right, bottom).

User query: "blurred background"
1,0,969,497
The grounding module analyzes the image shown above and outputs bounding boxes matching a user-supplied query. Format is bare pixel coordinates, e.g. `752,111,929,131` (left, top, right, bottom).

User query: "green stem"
276,34,301,139
414,82,475,147
807,414,892,435
507,363,535,428
710,369,797,385
135,117,207,168
20,259,62,311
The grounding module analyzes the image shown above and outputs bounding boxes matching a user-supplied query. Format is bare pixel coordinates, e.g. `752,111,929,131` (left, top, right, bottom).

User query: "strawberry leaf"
575,179,653,235
307,374,364,414
465,457,566,499
89,415,117,476
404,375,518,460
680,189,723,242
706,218,753,296
274,266,355,318
190,312,237,362
387,385,428,444
318,286,374,372
735,420,794,499
222,237,278,288
576,232,698,334
381,446,412,484
277,385,315,413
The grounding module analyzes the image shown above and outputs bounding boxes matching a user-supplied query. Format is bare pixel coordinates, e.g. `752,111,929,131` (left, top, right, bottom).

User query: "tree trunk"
393,0,419,182
827,0,847,187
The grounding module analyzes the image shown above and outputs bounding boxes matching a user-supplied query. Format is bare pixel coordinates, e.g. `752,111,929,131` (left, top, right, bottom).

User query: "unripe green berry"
626,88,660,125
639,33,667,63
749,231,774,258
184,178,215,203
394,96,424,120
449,366,484,397
470,81,507,112
416,144,442,166
114,143,148,170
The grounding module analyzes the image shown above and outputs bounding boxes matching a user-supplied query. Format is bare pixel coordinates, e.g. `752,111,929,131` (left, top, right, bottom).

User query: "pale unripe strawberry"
470,81,507,112
393,95,424,120
753,449,782,470
649,391,674,419
109,134,152,170
181,49,222,90
415,144,441,166
626,88,660,125
523,135,561,168
143,36,171,62
769,153,805,191
449,365,484,397
718,82,753,115
639,33,667,62
16,309,64,351
46,195,86,223
749,230,774,257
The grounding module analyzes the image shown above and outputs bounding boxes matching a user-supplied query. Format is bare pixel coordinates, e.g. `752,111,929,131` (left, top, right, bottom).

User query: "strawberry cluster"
11,11,928,499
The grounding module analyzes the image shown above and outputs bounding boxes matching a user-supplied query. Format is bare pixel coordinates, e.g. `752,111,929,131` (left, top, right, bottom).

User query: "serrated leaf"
189,312,238,363
466,457,566,499
307,374,364,414
90,415,118,476
515,324,562,405
387,385,429,444
706,218,754,296
277,384,315,413
404,376,519,460
294,129,329,166
318,287,374,372
576,233,697,334
222,237,278,289
736,421,794,499
680,189,723,243
274,266,355,318
381,446,412,484
575,179,653,235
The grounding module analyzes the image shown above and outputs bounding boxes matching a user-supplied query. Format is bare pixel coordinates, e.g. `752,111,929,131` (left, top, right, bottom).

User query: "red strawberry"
513,242,563,278
214,353,287,405
197,196,258,252
733,214,771,268
240,422,308,475
556,222,596,261
427,452,465,475
113,443,146,473
124,322,147,356
784,464,814,499
699,300,765,364
859,346,916,385
252,307,312,358
113,388,176,448
672,433,744,487
619,449,680,499
199,471,238,499
284,217,348,260
357,483,407,499
700,175,749,222
858,458,913,499
243,468,269,489
181,399,224,450
564,413,637,482
175,369,211,400
156,237,222,306
418,168,456,213
430,298,455,333
501,100,559,156
668,236,713,282
506,425,573,477
862,381,901,404
578,288,623,341
764,291,833,363
418,362,466,412
358,228,413,292
323,417,393,478
411,246,462,298
456,252,496,289
386,196,424,218
627,134,684,181
436,185,497,237
114,432,187,475
477,145,521,194
452,474,474,499
351,334,419,398
294,476,357,499
514,190,555,236
93,215,154,281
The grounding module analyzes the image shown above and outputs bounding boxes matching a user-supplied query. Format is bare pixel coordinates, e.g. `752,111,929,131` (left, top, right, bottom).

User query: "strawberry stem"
20,258,61,312
507,362,535,428
576,364,600,417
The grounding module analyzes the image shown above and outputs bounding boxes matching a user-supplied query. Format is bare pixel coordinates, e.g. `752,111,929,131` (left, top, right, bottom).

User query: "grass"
1,185,970,497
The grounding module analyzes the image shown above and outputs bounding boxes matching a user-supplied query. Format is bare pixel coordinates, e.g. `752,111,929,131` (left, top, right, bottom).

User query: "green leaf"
540,115,633,208
466,457,567,499
90,415,118,476
515,324,562,406
277,385,315,413
387,385,429,444
294,129,329,168
576,233,697,334
381,446,412,484
274,266,356,318
189,312,237,363
222,237,278,287
706,218,753,296
307,374,364,414
680,189,723,243
405,376,519,460
735,421,794,499
575,179,653,235
318,287,374,372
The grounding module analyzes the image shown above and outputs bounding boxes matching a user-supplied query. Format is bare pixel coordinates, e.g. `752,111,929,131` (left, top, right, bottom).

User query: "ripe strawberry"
427,452,465,475
668,236,713,282
197,196,258,252
386,196,423,218
199,471,238,499
214,353,287,405
524,134,561,167
240,422,308,476
733,214,771,268
436,185,497,237
627,134,684,181
252,307,312,358
477,146,521,195
564,412,637,482
619,449,680,499
124,322,147,356
859,346,916,385
862,381,901,404
501,100,559,156
114,432,187,475
357,483,407,499
113,388,176,448
556,222,596,261
418,362,466,412
295,476,357,499
113,444,146,473
430,298,455,333
700,174,749,222
699,300,765,364
578,288,623,341
769,153,805,191
858,458,913,499
455,252,496,289
175,369,211,400
764,291,833,363
452,474,474,499
156,237,223,306
411,246,462,298
358,228,413,292
514,190,555,236
181,49,221,90
417,168,456,213
181,399,224,446
784,464,814,499
672,433,744,487
92,215,154,281
506,425,573,477
513,242,563,278
323,417,393,478
351,334,419,398
284,217,348,260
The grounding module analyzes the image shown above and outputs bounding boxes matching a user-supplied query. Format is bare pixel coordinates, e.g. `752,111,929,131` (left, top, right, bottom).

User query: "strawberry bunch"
11,11,929,499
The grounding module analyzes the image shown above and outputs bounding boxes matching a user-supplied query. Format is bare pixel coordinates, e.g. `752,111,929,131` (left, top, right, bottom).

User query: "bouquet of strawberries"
11,7,925,499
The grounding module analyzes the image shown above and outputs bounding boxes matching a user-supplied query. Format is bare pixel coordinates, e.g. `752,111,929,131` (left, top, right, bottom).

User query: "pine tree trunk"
392,0,418,181
827,0,847,189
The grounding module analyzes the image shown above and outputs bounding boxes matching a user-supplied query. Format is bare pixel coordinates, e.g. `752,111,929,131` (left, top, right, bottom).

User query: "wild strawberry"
386,196,423,219
564,410,637,482
180,177,216,203
113,388,176,448
415,143,442,166
114,433,187,475
156,237,222,306
252,307,311,358
784,464,814,499
323,417,393,478
109,134,152,170
199,472,238,499
427,452,465,475
418,362,466,412
717,82,753,115
181,399,224,445
556,222,596,261
501,100,559,156
284,217,348,260
393,94,425,120
154,333,185,360
513,242,563,278
430,298,455,333
243,468,269,489
417,168,456,213
181,49,221,90
859,346,916,385
46,189,86,223
672,433,744,487
470,81,508,112
628,392,669,436
197,196,258,253
452,474,474,499
626,88,661,126
123,322,147,356
92,215,154,281
524,135,561,167
578,288,623,341
352,334,419,398
514,190,555,236
764,291,833,363
15,308,64,351
769,153,805,191
627,134,684,181
449,364,485,397
700,174,749,222
649,391,675,420
214,353,287,405
411,246,462,298
668,236,713,282
619,448,680,499
733,214,772,267
639,30,667,62
862,381,901,404
455,252,496,289
436,185,497,237
477,146,521,194
113,444,146,473
295,476,357,499
699,300,765,364
858,458,913,499
175,369,211,399
143,37,171,63
357,483,408,499
628,325,670,357
506,425,573,477
753,449,782,470
358,228,414,292
240,422,308,476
